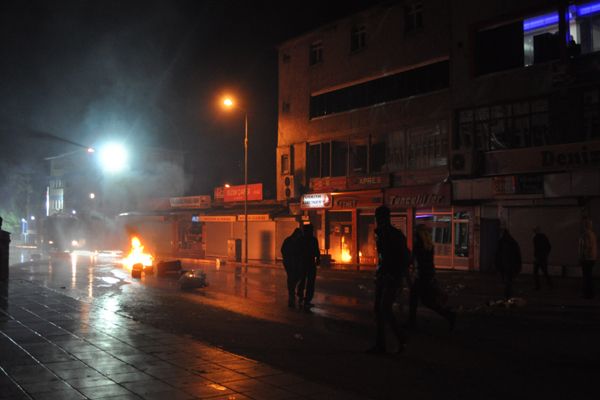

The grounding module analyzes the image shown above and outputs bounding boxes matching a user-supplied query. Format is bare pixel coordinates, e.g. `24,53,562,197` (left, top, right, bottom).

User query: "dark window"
321,142,331,177
332,141,348,177
404,2,423,33
309,41,323,65
350,25,367,52
370,142,386,173
350,142,368,174
310,60,449,118
307,144,321,179
475,21,524,75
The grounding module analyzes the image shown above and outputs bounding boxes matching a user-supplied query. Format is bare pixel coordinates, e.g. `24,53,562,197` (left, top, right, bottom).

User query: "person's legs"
296,267,307,304
382,285,406,350
370,284,386,352
408,279,420,326
582,261,595,299
540,259,552,287
303,266,317,306
286,270,297,307
533,261,541,290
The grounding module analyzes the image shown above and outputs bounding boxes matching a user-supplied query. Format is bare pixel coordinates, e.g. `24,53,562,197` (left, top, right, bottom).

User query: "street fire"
341,236,352,263
122,236,153,271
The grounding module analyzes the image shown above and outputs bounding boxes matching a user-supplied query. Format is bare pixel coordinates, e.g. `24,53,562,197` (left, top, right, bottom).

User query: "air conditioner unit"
278,174,295,200
450,150,474,176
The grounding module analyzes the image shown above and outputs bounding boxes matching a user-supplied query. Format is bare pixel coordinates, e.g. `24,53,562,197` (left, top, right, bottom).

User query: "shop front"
386,183,475,270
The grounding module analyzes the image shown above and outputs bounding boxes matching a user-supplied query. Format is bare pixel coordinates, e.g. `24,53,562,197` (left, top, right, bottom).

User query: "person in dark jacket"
367,206,410,354
296,224,320,310
281,228,303,308
495,228,522,300
409,224,456,330
532,226,552,290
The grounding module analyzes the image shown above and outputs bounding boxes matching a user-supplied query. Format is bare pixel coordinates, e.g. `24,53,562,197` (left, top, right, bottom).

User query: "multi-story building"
277,0,600,272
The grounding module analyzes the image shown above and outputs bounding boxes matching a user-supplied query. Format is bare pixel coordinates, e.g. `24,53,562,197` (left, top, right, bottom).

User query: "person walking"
532,226,552,290
409,224,456,330
296,224,320,311
367,206,410,354
281,228,303,308
579,217,597,299
495,227,522,300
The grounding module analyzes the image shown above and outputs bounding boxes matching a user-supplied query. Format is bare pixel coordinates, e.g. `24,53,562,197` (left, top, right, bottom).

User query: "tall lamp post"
222,97,249,264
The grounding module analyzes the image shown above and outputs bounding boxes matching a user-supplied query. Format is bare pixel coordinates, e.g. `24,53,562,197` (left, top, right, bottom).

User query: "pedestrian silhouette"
367,206,409,354
495,227,522,300
296,224,320,311
281,228,302,308
579,217,597,299
409,224,456,330
532,226,552,290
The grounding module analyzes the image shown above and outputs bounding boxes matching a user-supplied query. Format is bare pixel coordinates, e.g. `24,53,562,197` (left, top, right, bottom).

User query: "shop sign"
492,175,544,195
169,195,211,209
237,214,270,221
223,183,263,202
301,193,332,209
199,215,237,222
310,176,347,192
386,184,451,208
332,192,383,209
347,174,390,190
492,176,516,195
484,140,600,175
214,186,224,201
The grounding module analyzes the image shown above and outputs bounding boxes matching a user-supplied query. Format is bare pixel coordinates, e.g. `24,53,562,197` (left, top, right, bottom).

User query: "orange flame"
341,236,352,263
122,236,153,271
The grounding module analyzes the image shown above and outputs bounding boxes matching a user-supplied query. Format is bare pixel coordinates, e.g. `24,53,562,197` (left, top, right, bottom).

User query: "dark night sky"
0,0,379,198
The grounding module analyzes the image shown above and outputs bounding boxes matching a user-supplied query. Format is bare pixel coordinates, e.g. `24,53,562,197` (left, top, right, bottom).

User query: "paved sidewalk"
0,279,367,400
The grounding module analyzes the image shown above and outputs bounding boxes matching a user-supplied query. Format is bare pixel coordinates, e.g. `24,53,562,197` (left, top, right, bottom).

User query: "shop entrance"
329,211,353,264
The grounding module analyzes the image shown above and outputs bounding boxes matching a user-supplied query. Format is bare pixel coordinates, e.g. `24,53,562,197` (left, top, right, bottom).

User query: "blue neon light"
578,1,600,17
523,12,558,31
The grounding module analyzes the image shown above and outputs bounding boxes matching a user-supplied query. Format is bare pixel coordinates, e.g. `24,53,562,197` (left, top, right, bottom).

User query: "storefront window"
358,214,377,265
329,211,353,263
415,213,452,256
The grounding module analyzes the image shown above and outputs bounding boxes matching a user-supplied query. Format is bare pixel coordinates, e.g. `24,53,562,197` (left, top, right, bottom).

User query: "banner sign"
301,193,332,209
237,214,270,221
199,215,237,222
224,183,263,202
310,176,347,192
386,184,451,208
332,191,383,209
214,186,224,201
169,195,211,209
310,174,389,192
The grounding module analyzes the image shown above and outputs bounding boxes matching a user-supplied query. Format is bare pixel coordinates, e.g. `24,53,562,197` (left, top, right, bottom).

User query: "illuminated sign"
169,195,211,209
199,215,237,222
301,193,332,209
237,214,270,221
224,183,263,202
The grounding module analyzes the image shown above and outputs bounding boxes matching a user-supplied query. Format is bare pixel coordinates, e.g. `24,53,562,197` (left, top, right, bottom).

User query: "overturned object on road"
131,263,143,279
179,270,208,290
155,259,182,276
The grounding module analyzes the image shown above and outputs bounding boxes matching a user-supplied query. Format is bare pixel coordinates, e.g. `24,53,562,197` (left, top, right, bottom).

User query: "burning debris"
122,236,153,277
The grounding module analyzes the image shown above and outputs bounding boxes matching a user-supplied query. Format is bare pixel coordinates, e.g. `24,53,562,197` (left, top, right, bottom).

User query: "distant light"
87,147,95,153
98,143,128,173
223,98,234,108
30,216,35,221
224,183,231,188
71,240,79,247
21,218,27,223
72,210,77,215
89,193,96,199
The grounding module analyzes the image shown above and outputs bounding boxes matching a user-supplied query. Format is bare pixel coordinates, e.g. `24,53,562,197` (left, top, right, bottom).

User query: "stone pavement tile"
122,380,175,396
214,359,260,371
307,388,370,400
18,379,72,394
142,366,191,379
200,370,249,384
283,382,332,397
181,382,234,398
54,367,105,380
131,360,176,371
95,363,140,376
236,365,283,378
78,383,135,399
257,373,306,388
241,386,299,400
9,366,58,384
224,378,275,393
207,394,253,400
108,371,155,384
66,377,117,389
137,389,195,400
30,389,87,400
160,373,208,388
88,395,141,400
188,362,227,375
46,360,89,372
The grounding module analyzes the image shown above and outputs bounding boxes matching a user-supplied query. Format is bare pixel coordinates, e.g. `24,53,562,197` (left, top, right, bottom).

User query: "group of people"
495,217,597,301
280,223,320,310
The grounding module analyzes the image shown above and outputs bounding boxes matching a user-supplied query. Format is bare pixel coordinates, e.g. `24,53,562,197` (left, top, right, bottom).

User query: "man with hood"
281,228,303,307
495,227,522,300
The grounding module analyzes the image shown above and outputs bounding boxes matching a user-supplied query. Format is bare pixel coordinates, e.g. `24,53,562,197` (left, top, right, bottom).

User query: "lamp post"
223,97,249,264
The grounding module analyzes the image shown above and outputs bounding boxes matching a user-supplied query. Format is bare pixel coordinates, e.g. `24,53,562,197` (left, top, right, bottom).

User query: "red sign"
310,176,347,192
385,184,451,208
223,183,263,202
347,174,390,190
332,191,383,209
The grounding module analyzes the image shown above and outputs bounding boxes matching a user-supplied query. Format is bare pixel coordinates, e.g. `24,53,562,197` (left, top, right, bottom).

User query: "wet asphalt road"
7,248,600,400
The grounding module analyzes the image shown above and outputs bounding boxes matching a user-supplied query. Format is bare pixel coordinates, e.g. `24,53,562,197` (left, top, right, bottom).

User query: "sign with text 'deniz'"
300,193,332,209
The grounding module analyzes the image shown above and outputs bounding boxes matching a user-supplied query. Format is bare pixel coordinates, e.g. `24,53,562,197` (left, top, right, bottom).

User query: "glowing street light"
98,143,128,173
221,95,249,264
89,193,96,199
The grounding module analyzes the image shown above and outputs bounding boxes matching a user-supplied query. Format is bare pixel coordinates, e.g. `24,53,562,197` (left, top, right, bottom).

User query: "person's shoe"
365,346,386,355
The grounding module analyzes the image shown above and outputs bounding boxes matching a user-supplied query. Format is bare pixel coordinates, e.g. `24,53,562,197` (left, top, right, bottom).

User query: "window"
350,25,367,52
387,122,447,171
475,21,524,75
309,41,323,65
307,139,387,178
281,154,290,175
370,141,386,173
307,144,321,179
404,2,423,33
349,141,368,174
310,60,449,118
332,141,348,177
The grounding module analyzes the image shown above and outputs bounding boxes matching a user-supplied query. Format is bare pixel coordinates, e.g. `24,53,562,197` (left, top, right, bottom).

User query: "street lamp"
222,96,249,264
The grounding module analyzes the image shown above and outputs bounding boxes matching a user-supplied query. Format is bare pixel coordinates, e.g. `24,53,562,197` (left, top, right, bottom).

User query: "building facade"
277,0,600,271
